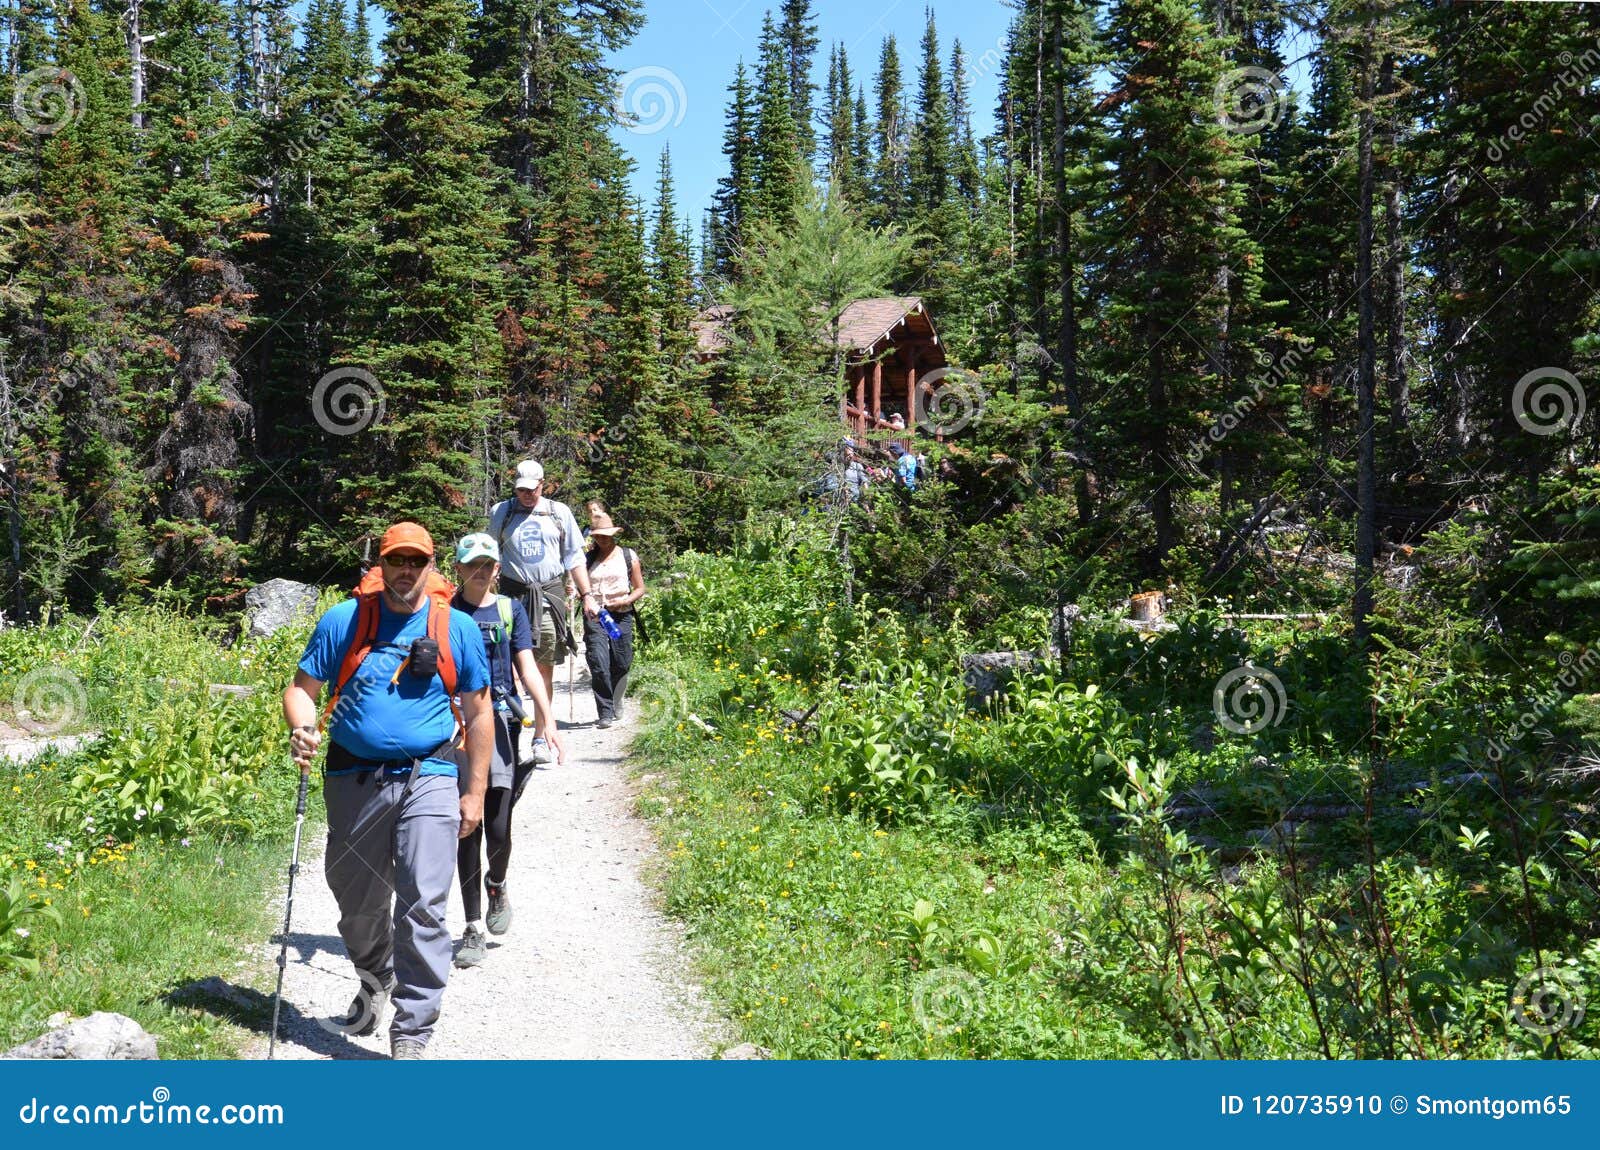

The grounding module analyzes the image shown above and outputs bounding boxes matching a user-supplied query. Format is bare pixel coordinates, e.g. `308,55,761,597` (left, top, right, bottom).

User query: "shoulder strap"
493,501,532,556
428,599,468,744
321,593,381,726
428,599,458,697
531,500,568,560
496,594,513,634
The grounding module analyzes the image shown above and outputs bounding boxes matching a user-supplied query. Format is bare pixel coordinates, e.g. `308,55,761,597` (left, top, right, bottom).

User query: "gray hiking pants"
323,770,460,1044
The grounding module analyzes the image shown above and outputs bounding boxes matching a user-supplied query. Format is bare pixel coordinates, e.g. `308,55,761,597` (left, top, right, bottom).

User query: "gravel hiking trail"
248,656,723,1060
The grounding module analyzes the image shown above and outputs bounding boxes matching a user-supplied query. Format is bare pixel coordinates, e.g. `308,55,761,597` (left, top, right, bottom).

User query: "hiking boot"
485,886,513,936
337,973,394,1036
595,716,613,730
391,1037,426,1060
455,924,487,968
530,737,554,764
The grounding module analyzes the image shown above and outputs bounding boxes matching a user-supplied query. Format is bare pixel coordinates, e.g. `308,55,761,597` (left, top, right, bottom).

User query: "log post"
869,357,882,428
853,363,866,435
904,345,917,450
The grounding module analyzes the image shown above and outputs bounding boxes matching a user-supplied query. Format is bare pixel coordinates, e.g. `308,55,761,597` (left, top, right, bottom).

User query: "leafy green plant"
0,874,62,975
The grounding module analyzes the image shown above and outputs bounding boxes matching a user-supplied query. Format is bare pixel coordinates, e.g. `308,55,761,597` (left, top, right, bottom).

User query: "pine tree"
710,60,757,277
778,0,820,159
1094,0,1261,569
907,8,952,220
3,0,146,611
334,0,509,544
851,82,873,204
137,0,260,594
720,186,913,515
947,39,980,205
753,13,807,230
869,35,908,228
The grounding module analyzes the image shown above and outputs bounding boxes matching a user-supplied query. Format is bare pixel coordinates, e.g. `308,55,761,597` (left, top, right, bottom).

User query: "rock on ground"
249,654,726,1060
244,579,320,640
4,1012,158,1060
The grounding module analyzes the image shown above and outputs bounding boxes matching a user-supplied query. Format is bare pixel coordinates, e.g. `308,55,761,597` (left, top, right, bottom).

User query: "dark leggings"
457,761,534,922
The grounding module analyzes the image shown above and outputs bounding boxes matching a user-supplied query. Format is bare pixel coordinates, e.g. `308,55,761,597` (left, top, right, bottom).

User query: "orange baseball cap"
378,521,435,556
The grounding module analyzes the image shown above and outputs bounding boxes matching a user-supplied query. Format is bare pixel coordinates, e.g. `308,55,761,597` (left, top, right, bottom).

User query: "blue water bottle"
599,607,623,640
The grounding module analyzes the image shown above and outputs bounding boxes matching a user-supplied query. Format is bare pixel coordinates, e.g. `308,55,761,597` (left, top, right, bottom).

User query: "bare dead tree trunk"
1379,51,1408,437
1051,2,1090,525
126,1,145,131
1354,6,1378,640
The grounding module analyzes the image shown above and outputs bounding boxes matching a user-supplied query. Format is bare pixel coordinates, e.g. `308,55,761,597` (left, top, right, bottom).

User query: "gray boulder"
721,1042,773,1060
961,650,1052,710
244,579,319,639
4,1012,157,1060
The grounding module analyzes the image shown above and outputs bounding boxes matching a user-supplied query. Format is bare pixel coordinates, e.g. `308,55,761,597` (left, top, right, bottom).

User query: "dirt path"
249,656,723,1060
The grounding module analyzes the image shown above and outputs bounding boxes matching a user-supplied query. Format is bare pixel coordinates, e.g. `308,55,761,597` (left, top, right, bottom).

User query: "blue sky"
606,0,1020,232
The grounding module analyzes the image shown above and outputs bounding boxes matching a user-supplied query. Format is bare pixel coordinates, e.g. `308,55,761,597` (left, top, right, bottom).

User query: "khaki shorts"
534,608,572,667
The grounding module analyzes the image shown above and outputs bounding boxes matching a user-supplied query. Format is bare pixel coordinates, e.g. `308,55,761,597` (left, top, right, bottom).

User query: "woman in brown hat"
583,510,646,729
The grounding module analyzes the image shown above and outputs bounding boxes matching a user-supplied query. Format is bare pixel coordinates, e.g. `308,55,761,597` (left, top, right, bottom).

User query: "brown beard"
381,569,429,615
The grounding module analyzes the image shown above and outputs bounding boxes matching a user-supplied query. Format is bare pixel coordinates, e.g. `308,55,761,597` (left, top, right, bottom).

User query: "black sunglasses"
382,554,431,570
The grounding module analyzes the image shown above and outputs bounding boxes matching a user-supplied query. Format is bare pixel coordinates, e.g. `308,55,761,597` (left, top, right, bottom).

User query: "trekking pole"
567,602,576,724
268,764,311,1060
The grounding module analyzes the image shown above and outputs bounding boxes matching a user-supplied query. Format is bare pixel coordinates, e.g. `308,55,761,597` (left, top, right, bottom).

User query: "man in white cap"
487,461,597,717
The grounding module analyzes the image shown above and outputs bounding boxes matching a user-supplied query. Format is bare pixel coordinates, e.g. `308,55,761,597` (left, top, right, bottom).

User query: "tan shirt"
589,547,631,608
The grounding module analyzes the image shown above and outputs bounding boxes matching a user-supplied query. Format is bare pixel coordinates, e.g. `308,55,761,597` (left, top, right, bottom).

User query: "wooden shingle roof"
691,297,943,365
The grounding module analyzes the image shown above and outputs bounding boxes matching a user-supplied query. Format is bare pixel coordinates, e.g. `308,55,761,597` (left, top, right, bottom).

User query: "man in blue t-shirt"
282,521,492,1060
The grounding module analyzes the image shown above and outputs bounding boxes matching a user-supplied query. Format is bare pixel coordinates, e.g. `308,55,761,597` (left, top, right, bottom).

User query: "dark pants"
456,759,534,922
323,770,459,1043
584,610,635,722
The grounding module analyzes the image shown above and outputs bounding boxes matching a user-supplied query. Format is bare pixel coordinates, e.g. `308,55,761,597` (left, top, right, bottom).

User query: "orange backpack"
321,567,465,738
